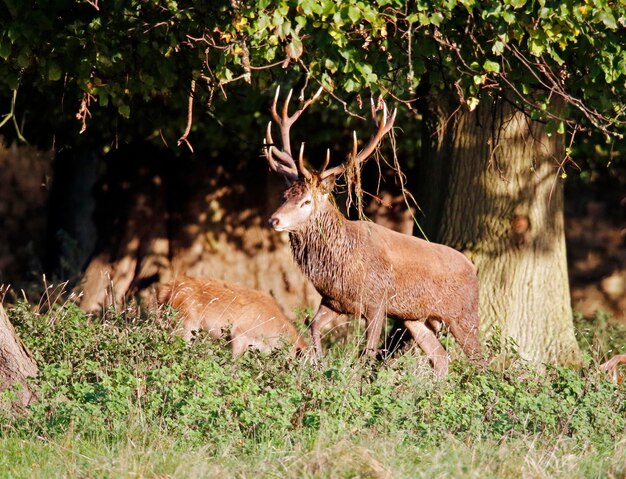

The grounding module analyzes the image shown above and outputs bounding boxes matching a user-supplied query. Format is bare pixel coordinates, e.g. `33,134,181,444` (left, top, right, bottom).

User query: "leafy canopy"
0,0,625,144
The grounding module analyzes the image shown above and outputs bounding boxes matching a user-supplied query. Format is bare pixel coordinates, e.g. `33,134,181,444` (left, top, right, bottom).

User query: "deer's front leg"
364,302,387,357
309,302,340,359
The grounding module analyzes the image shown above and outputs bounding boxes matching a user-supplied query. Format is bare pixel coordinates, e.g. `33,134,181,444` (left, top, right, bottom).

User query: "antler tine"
318,148,345,179
370,96,379,128
321,148,331,173
266,86,324,181
319,164,345,180
264,120,298,182
270,87,294,159
298,142,312,180
351,96,397,165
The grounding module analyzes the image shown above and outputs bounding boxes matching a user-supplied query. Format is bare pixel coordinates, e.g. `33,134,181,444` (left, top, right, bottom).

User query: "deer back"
157,276,307,355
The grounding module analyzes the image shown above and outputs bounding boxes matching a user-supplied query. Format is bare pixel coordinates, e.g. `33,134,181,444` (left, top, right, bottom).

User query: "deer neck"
289,203,354,291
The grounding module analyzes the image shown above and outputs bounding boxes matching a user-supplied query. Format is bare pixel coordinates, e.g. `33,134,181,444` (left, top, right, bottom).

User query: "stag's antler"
353,97,397,163
318,96,397,181
263,86,322,183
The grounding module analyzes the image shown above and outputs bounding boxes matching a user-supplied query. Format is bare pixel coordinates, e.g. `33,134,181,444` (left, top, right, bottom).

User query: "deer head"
263,87,396,232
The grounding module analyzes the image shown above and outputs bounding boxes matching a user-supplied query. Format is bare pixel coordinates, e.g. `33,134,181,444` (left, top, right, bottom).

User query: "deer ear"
320,175,337,194
319,174,336,193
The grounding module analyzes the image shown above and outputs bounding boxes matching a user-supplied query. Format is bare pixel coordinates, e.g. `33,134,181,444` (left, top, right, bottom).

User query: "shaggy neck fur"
289,201,356,295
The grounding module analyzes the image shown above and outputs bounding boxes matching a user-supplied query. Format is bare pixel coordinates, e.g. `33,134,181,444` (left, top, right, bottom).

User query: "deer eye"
301,199,311,207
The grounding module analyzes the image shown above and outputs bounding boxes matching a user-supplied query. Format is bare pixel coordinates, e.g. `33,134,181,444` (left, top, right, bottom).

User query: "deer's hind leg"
447,312,481,361
404,320,449,376
363,302,388,357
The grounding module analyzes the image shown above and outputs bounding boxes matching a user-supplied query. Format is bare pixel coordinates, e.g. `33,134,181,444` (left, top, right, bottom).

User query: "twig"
178,79,196,153
84,0,99,10
76,92,95,134
1,88,28,142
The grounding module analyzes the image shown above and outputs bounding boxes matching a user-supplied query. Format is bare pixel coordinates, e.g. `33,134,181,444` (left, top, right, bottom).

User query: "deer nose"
268,216,280,228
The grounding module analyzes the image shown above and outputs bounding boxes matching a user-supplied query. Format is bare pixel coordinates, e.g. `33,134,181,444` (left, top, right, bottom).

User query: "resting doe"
157,276,307,356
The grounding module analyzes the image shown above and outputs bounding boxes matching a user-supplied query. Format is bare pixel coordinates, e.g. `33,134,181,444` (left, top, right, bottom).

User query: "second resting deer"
157,276,307,356
262,87,481,375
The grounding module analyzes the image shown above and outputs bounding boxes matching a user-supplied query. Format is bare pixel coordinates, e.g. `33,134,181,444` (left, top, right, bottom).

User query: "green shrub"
1,301,625,469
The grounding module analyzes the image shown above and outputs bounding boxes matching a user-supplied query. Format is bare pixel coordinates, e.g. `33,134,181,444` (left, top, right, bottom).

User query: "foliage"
1,0,625,150
1,301,625,478
574,310,626,363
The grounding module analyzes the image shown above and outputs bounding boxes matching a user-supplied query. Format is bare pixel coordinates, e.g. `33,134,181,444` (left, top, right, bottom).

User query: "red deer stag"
262,87,481,375
157,276,307,356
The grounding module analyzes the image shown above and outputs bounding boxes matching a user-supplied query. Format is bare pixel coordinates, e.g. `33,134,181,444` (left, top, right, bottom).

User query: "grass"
1,429,625,478
0,301,625,478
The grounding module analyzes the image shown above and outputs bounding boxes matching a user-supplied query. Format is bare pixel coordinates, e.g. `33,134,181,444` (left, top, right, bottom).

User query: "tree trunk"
418,94,582,366
0,303,38,411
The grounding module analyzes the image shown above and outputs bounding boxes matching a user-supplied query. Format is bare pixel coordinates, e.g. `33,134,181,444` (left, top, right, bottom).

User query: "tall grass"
1,301,625,478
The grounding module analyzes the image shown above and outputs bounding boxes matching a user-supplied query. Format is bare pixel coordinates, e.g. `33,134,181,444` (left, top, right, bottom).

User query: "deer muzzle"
268,216,281,229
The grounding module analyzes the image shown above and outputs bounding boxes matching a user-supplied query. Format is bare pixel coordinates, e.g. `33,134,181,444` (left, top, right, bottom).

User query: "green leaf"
298,0,314,15
597,10,617,29
294,15,307,30
5,71,18,90
272,10,285,27
325,58,338,73
473,74,486,85
286,35,303,60
508,0,526,8
501,11,515,23
277,21,291,40
549,48,564,66
48,62,62,81
16,49,29,68
430,12,443,27
492,40,505,56
406,13,419,23
348,6,361,23
321,0,335,16
362,7,378,24
0,41,11,60
529,38,544,56
118,104,130,119
483,60,500,73
467,97,480,111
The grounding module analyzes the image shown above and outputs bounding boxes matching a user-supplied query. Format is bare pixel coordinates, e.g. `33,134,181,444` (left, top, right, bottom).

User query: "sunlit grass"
0,301,625,478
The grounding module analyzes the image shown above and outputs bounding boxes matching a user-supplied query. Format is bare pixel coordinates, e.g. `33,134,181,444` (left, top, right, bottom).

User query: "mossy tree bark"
0,303,38,411
417,94,582,366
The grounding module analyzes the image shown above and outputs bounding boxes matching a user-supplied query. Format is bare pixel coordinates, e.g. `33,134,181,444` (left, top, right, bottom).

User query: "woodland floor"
567,196,626,322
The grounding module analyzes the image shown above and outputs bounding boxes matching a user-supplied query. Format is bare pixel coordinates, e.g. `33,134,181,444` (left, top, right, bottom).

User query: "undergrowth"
1,302,625,478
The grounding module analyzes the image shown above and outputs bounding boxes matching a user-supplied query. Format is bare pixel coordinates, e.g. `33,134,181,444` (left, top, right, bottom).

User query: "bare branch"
177,79,196,153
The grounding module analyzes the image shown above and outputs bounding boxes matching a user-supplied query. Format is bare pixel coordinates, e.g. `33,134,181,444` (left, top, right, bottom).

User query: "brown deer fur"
157,276,307,356
600,353,626,384
271,178,481,374
262,88,481,375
